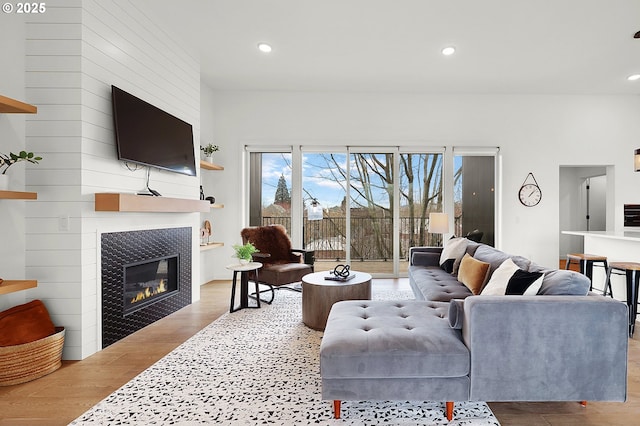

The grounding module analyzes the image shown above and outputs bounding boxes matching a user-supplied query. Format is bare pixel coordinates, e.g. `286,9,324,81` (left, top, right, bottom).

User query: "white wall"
23,0,201,359
0,14,28,311
202,91,640,277
199,83,228,282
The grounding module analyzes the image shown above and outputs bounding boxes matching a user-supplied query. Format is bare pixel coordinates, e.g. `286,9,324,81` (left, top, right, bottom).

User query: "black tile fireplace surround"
101,227,192,348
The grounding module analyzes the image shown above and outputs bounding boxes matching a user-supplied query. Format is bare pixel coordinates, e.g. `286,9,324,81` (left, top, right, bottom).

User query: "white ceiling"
140,0,640,95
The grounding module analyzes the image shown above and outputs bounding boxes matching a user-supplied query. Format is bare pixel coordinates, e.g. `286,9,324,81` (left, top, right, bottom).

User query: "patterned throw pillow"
481,258,544,296
439,237,469,273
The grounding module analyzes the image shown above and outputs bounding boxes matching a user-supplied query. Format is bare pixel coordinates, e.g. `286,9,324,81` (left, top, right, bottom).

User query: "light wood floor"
0,279,638,425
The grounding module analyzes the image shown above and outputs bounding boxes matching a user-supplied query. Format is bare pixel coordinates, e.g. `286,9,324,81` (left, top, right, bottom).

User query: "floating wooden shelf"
0,190,37,200
95,193,210,213
0,95,37,114
200,242,224,252
200,160,224,171
0,280,37,295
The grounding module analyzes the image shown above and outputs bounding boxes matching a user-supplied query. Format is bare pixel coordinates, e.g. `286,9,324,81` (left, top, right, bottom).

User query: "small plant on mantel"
0,151,42,175
200,143,219,158
233,242,259,264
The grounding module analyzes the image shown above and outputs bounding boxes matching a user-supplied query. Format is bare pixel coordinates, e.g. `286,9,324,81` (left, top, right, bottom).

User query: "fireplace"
101,227,192,348
123,254,179,316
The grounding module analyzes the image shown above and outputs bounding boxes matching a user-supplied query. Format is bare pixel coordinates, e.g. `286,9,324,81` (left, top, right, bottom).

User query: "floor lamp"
428,212,449,246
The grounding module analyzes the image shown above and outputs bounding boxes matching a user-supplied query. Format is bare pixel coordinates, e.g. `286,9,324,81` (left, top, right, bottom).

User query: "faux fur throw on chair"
241,225,300,265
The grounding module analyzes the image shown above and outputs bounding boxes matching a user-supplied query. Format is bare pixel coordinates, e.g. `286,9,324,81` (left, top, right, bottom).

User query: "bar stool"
565,253,611,295
605,262,640,337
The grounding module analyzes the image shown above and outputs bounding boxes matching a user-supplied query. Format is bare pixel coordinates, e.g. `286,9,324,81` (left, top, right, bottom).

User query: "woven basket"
0,326,65,386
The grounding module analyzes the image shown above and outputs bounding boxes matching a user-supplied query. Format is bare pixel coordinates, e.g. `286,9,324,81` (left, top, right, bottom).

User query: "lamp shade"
635,149,640,172
428,212,449,234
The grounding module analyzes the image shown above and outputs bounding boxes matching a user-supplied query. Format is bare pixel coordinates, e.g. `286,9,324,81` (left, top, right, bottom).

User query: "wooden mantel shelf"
0,280,37,295
0,95,37,114
95,193,210,213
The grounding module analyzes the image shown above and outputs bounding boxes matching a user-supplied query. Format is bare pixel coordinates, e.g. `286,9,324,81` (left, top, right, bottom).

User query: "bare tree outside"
308,152,443,262
253,150,493,274
255,151,445,270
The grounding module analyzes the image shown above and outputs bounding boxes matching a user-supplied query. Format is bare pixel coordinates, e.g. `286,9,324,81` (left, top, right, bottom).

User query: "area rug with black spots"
70,287,500,425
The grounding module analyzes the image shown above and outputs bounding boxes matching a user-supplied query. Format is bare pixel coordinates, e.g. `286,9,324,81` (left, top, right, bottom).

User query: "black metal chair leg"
605,266,613,298
628,270,639,338
249,284,275,305
603,260,613,297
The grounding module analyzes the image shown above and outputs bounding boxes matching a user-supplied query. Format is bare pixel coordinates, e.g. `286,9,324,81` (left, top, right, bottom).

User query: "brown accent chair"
240,225,314,303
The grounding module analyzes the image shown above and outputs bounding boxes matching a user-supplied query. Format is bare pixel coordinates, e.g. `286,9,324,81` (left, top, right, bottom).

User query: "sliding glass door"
301,152,348,272
348,151,395,274
247,147,496,277
248,152,292,233
399,152,444,273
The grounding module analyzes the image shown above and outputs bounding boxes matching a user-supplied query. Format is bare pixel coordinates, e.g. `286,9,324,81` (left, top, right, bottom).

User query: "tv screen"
111,85,196,176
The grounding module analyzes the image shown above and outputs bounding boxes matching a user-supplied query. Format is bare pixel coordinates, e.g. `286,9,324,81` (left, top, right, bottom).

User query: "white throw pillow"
439,237,468,273
481,258,544,296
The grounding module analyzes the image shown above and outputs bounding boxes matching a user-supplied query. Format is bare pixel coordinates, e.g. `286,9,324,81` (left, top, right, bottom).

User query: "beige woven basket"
0,326,65,386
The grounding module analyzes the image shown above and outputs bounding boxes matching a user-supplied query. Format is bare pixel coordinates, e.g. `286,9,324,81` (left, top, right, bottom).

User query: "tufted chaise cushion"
320,300,470,379
408,266,472,302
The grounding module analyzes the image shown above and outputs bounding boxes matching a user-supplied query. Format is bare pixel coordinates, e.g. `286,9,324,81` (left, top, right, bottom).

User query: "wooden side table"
226,262,263,313
301,270,372,330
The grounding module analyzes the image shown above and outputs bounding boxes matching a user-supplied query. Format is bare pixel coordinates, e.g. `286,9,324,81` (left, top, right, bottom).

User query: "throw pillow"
457,253,491,294
439,237,468,273
481,258,545,296
0,300,56,346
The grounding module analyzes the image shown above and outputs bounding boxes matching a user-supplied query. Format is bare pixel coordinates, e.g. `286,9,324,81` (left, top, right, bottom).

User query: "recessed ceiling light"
628,74,640,81
441,46,456,56
257,43,272,53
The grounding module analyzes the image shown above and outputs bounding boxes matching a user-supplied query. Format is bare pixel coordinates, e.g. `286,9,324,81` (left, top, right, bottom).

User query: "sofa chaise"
320,239,629,421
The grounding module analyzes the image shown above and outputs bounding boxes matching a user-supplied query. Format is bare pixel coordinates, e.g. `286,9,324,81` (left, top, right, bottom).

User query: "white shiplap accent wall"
25,0,201,359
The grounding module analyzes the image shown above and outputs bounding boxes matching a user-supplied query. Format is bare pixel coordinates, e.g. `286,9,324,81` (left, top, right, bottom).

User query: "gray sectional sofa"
320,239,629,421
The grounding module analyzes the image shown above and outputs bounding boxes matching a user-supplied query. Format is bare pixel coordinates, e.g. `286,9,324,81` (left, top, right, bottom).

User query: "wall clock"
518,172,542,207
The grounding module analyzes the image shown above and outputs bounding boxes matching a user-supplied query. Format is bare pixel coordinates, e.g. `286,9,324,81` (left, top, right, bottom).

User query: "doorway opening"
559,165,612,263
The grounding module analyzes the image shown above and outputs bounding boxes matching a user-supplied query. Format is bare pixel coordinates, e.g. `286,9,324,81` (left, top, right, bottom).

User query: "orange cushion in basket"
0,300,56,346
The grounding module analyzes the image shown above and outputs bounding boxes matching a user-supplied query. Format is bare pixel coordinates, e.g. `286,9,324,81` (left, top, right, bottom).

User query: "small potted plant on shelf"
233,242,259,265
0,151,43,190
200,143,219,163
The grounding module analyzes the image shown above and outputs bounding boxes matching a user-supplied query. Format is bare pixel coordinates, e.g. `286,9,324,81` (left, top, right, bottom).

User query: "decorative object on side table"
233,242,259,265
325,264,355,281
200,143,219,163
0,151,42,190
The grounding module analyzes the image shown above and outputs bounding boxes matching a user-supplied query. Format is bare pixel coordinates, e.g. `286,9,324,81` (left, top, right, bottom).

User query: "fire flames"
131,279,168,304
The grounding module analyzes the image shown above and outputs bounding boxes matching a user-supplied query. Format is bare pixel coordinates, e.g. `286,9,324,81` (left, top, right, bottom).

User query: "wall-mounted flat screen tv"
111,85,196,176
